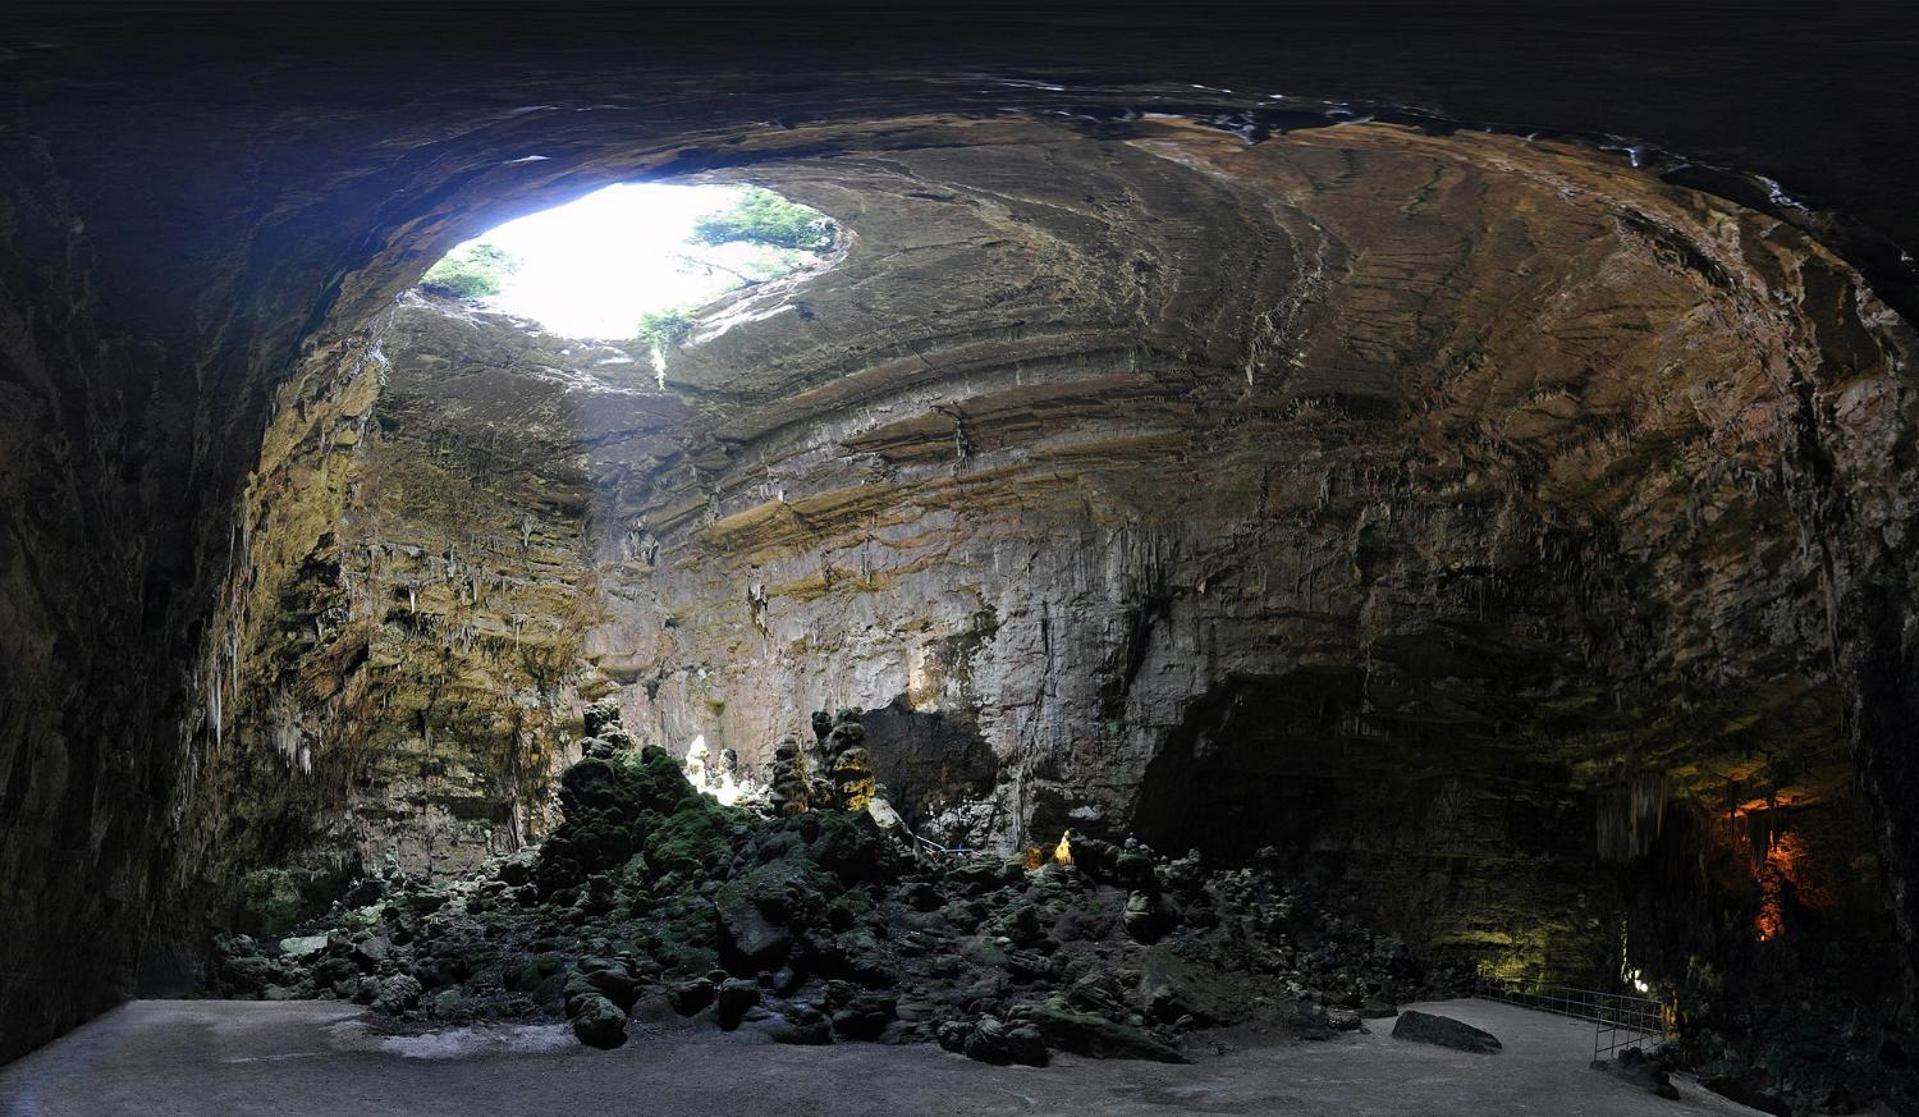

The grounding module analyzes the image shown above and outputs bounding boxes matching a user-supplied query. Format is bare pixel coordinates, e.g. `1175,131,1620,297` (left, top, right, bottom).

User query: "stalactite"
207,657,223,750
226,621,239,702
1596,771,1669,862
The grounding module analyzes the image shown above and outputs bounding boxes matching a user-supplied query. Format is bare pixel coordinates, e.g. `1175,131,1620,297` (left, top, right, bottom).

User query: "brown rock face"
3,6,1918,1066
164,293,611,912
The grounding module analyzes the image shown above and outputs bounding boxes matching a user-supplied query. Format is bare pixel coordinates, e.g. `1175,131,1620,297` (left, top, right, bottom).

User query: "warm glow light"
1053,831,1073,867
441,183,785,339
1755,881,1785,941
1754,826,1823,942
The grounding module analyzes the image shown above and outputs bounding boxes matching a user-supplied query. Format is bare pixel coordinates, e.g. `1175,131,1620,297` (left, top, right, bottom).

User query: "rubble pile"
211,704,1463,1062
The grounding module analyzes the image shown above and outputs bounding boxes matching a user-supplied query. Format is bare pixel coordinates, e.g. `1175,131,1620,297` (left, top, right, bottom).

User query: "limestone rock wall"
154,116,1916,997
157,294,621,952
564,121,1910,982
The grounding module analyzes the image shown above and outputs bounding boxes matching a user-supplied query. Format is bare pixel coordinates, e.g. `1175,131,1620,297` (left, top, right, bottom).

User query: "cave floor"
0,998,1765,1116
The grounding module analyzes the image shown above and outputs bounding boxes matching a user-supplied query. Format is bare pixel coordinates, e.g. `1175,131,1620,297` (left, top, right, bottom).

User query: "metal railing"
1475,981,1667,1061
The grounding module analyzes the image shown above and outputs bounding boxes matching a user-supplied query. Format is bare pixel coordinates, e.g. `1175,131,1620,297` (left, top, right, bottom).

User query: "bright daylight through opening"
418,182,838,348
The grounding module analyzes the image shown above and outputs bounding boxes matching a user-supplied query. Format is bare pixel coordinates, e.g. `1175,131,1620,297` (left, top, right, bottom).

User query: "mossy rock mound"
538,749,730,895
643,804,741,880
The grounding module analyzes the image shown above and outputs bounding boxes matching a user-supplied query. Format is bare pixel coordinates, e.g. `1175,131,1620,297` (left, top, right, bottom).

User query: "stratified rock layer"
178,112,1913,1111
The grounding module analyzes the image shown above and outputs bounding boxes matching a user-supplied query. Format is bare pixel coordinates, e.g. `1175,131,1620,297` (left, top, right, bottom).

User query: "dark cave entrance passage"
1131,671,1611,984
858,698,999,841
1130,669,1370,867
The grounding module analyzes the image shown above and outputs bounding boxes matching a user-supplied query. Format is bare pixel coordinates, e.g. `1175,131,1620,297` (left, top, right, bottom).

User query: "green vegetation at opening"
632,188,837,376
634,309,695,351
632,308,696,378
690,186,837,253
419,242,520,299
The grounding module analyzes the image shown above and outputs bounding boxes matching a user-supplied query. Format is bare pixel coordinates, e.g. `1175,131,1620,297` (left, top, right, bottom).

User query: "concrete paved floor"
1,998,1764,1116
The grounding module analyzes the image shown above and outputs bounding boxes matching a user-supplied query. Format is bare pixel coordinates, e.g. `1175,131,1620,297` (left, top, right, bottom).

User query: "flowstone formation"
210,705,1452,1062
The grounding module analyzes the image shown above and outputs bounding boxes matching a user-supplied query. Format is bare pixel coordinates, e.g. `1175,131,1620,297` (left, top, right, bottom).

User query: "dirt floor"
0,998,1765,1116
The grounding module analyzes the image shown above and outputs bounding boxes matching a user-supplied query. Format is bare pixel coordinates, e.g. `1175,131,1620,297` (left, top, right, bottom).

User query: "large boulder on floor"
575,957,640,1010
1007,998,1188,1063
714,858,829,973
716,978,761,1030
370,974,423,1015
667,977,716,1015
571,994,629,1049
830,990,898,1040
966,1017,1049,1067
716,903,792,974
938,1016,1049,1067
1392,1010,1501,1053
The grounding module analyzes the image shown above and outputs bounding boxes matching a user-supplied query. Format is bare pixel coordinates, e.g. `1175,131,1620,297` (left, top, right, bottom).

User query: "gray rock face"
1391,1010,1502,1054
1139,948,1246,1026
221,115,1904,1007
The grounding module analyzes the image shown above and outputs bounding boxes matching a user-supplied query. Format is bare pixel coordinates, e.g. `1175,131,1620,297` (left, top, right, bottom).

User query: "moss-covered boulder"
538,749,720,895
570,994,629,1049
714,857,835,974
643,804,740,880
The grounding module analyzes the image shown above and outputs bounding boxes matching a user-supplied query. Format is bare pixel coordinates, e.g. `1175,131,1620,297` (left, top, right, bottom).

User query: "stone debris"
210,704,1460,1068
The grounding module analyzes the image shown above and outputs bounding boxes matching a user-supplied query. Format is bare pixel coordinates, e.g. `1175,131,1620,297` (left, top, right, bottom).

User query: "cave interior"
4,4,1919,1113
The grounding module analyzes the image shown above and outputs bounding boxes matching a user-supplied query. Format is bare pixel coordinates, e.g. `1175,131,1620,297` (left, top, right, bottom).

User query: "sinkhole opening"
416,181,839,365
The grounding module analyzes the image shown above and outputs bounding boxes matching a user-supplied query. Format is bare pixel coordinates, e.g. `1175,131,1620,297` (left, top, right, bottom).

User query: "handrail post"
1474,980,1661,1062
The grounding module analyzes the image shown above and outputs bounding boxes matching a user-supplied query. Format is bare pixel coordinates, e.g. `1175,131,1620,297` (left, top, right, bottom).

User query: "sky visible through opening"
432,182,800,340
